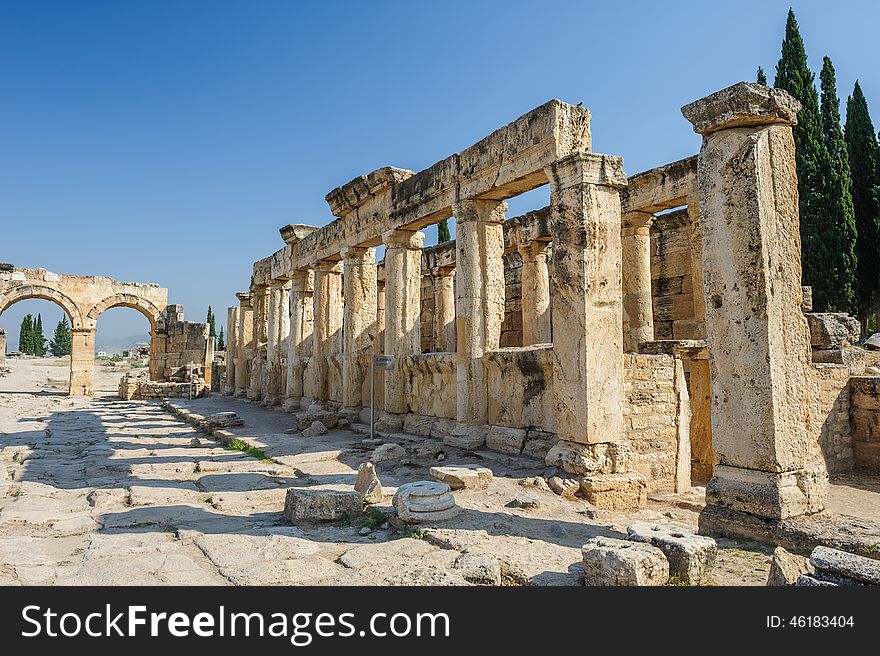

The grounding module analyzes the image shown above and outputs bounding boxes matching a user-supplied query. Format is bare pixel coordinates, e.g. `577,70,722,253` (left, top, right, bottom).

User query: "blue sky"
2,0,878,349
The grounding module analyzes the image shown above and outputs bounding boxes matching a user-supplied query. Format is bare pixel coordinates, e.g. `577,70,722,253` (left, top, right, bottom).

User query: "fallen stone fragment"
205,411,244,428
452,552,501,585
371,443,406,464
805,313,861,349
767,546,813,586
284,488,363,523
796,574,839,586
548,476,579,499
429,464,493,490
582,536,669,586
393,481,461,524
579,472,647,510
189,438,202,448
627,522,717,584
810,546,880,586
301,420,328,438
507,494,540,509
354,462,382,504
296,410,339,431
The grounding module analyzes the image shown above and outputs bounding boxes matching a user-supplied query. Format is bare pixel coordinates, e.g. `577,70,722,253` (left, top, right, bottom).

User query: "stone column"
432,266,456,352
224,306,239,395
454,200,506,425
621,210,655,352
342,246,377,413
309,259,342,405
383,229,425,415
248,284,270,400
687,194,708,339
682,82,826,522
284,270,314,411
371,280,387,411
263,282,290,406
234,292,253,397
69,328,95,396
542,153,632,477
518,239,552,345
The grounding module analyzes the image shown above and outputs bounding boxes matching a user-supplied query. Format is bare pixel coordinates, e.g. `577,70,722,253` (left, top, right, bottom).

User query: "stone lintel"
681,82,801,136
545,152,627,191
620,156,697,214
638,339,708,360
325,166,415,219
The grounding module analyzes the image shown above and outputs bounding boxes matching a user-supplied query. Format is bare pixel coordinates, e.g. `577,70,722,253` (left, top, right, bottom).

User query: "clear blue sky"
2,0,878,349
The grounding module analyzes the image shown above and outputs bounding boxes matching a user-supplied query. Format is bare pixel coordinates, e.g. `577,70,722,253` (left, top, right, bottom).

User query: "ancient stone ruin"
221,81,880,541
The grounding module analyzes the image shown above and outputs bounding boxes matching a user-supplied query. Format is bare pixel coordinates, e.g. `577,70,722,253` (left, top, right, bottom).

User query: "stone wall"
149,305,214,386
485,345,554,430
850,376,880,471
808,364,856,474
404,353,456,418
118,372,208,400
650,209,697,340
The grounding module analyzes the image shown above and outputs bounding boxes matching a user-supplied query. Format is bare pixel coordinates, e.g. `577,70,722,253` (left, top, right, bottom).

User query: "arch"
86,294,163,331
0,284,86,329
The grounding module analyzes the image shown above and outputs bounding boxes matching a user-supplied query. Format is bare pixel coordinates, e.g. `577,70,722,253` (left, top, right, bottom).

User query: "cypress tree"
774,9,830,309
34,314,45,356
757,66,767,85
216,326,225,351
19,314,33,355
437,219,451,243
49,316,72,357
206,306,216,337
845,81,880,331
818,56,858,314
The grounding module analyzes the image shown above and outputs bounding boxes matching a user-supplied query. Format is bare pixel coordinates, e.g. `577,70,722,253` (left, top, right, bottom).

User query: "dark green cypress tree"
34,313,45,356
19,314,33,355
818,56,858,314
437,219,451,243
206,306,216,337
216,326,225,351
757,66,767,85
49,316,72,357
845,81,880,331
774,9,830,309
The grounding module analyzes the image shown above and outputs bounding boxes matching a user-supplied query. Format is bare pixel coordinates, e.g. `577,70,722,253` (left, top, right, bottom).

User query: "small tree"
49,316,72,357
33,313,46,356
437,219,451,243
206,306,216,337
757,66,767,85
19,314,33,355
216,326,226,351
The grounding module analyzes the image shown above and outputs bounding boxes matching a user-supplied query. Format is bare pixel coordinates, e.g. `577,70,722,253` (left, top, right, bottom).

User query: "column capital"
340,245,376,264
452,199,507,224
622,210,655,230
235,292,252,306
681,82,801,136
313,259,342,274
430,264,456,278
383,228,425,250
516,238,550,261
289,269,314,293
544,152,627,192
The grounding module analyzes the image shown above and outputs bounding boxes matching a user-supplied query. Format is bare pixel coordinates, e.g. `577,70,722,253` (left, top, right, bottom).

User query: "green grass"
226,439,271,461
357,505,388,530
7,486,21,498
863,543,878,556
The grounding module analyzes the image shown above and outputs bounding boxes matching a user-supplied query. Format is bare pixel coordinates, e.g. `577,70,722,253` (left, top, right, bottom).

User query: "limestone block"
581,537,669,586
443,425,487,450
766,547,813,586
626,522,717,584
805,313,861,349
204,412,244,428
283,488,363,523
403,413,437,436
795,574,840,586
429,417,458,441
452,553,501,585
371,443,406,464
544,440,631,476
429,464,493,490
301,421,328,438
374,411,404,433
548,476,580,499
865,333,880,350
392,481,461,524
485,425,526,455
810,546,880,586
579,472,647,510
355,462,382,504
296,409,339,431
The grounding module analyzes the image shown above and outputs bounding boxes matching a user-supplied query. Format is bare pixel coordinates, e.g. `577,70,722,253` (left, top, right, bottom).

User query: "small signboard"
373,355,396,370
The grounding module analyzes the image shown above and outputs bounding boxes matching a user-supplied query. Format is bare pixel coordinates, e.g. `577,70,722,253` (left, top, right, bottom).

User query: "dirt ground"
1,357,877,586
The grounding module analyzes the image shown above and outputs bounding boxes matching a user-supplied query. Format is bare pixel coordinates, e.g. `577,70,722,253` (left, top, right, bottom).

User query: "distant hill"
95,333,150,354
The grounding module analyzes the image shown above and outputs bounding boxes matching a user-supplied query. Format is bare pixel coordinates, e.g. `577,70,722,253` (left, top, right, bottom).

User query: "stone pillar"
284,270,314,411
621,211,655,352
687,194,708,339
224,306,239,395
454,200,506,425
234,292,253,397
0,330,6,358
263,282,290,406
383,229,425,415
682,82,826,522
432,265,456,352
518,239,552,345
248,284,270,400
309,259,342,405
342,246,377,412
69,328,95,396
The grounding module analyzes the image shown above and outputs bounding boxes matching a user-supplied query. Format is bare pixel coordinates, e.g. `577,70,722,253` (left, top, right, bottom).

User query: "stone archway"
0,284,86,329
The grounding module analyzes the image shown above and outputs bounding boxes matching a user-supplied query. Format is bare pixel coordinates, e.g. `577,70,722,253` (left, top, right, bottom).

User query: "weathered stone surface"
627,522,717,584
204,411,243,428
544,441,630,476
810,546,880,586
865,333,880,350
392,481,461,524
283,488,363,523
805,313,861,349
443,425,487,450
354,462,382,504
508,493,540,509
681,82,800,136
581,537,669,586
301,420,328,437
485,425,526,455
429,464,493,490
767,547,813,586
579,472,647,510
452,552,501,585
403,413,437,436
296,410,338,431
371,443,406,464
795,574,839,586
548,476,580,499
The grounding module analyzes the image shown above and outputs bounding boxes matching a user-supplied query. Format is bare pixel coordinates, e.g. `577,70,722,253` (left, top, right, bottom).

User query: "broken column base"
706,464,827,520
698,504,880,557
579,473,647,510
261,394,283,407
